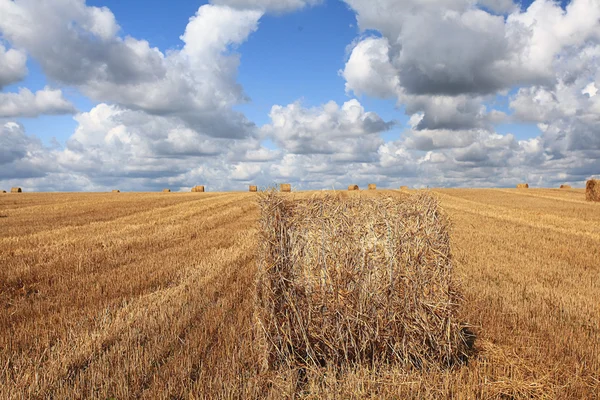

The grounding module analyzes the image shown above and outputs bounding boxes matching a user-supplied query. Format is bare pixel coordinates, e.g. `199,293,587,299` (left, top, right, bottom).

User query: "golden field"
0,189,598,399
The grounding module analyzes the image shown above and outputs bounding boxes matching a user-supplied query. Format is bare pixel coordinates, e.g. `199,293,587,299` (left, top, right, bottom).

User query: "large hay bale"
280,183,291,193
347,184,359,191
400,186,409,190
517,183,529,189
250,185,258,192
11,187,22,193
112,189,120,193
1,190,6,193
163,189,171,193
586,179,600,202
368,183,377,190
560,185,571,189
191,186,205,193
256,192,469,370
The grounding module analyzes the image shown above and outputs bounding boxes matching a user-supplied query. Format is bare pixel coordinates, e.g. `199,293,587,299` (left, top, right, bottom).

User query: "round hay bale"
586,179,600,202
1,190,6,193
400,186,409,190
191,186,205,193
249,185,258,192
347,184,359,191
256,192,471,370
368,183,377,190
516,183,529,189
11,187,22,193
163,189,171,193
112,189,120,193
280,183,291,193
559,184,571,189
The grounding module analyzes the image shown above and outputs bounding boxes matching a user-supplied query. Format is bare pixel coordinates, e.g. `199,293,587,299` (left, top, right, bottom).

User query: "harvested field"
0,189,598,398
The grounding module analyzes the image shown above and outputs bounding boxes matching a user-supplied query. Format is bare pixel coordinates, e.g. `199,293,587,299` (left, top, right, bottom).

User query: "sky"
0,0,599,192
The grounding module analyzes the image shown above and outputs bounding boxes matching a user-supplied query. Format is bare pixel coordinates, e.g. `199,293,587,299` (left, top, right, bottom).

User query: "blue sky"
0,0,598,191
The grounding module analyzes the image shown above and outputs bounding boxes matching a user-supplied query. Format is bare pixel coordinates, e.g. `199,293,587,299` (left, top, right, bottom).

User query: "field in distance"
0,189,598,399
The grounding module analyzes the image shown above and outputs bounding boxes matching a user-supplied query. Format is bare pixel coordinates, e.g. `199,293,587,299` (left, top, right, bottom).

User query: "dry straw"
586,179,600,202
400,186,409,190
280,183,291,193
163,189,171,193
368,183,377,190
250,185,258,192
517,183,529,189
347,184,359,191
560,185,571,189
255,191,470,371
11,187,22,193
112,189,120,193
191,186,205,193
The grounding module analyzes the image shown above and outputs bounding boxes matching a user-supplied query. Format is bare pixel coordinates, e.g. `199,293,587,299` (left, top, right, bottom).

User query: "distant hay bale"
586,179,600,202
517,183,529,189
368,183,377,190
191,186,205,193
250,185,258,192
1,190,6,193
280,183,291,193
112,189,120,193
560,185,571,189
347,184,359,191
163,189,171,193
400,186,409,190
256,192,470,371
11,187,22,193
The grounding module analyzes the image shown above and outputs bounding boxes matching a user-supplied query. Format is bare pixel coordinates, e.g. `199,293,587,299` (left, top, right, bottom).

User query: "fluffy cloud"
335,0,600,187
0,43,27,89
0,0,261,137
341,37,400,98
0,122,57,180
262,99,393,160
210,0,321,13
342,0,600,105
478,0,517,14
0,87,76,118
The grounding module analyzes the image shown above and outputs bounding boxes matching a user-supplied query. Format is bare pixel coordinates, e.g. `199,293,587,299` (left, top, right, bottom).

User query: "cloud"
0,121,56,180
209,0,322,13
341,37,400,98
343,0,600,98
262,99,393,160
478,0,517,14
0,43,27,89
0,87,76,118
0,1,262,138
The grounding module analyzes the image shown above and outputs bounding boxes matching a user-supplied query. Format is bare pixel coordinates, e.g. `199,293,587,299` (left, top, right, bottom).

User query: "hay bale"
280,183,291,193
11,187,22,193
191,186,205,193
368,183,377,190
1,190,6,193
250,185,258,192
586,179,600,202
256,192,469,370
560,185,571,189
400,186,409,190
516,183,529,189
347,184,359,191
112,189,120,193
163,189,171,193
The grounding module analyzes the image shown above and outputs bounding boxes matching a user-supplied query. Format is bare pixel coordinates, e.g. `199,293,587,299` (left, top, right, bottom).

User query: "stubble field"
0,189,598,399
